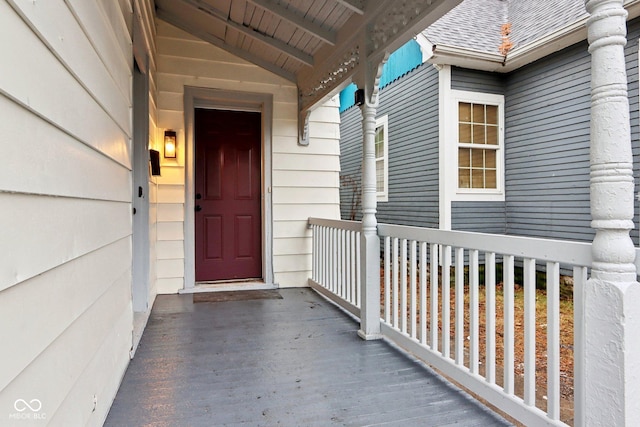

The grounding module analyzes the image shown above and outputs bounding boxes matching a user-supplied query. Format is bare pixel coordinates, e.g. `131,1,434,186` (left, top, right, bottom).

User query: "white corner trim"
415,33,434,63
438,65,452,230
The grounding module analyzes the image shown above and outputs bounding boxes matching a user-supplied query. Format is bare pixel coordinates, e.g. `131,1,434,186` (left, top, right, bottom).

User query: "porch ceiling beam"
156,9,296,82
335,0,364,15
177,0,314,67
246,0,337,46
297,0,461,112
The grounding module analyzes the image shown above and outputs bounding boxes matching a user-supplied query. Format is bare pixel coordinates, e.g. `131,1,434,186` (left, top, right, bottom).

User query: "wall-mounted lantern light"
164,130,177,159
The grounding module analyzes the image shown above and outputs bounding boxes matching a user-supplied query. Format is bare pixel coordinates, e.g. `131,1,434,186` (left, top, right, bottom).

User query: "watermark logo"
9,399,46,421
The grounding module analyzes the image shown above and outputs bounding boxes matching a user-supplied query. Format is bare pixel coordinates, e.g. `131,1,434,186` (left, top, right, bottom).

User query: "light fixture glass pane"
473,124,485,144
473,104,485,123
459,102,471,122
459,168,470,188
458,148,470,167
459,123,471,143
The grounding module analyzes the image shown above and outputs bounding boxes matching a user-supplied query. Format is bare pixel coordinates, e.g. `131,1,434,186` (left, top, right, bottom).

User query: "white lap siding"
0,1,135,426
155,20,340,291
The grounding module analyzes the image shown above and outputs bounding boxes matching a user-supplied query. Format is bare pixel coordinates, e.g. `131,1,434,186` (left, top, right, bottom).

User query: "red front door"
194,109,262,282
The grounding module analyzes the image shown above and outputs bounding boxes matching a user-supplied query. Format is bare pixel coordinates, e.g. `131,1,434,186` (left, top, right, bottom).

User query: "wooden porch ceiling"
154,0,460,112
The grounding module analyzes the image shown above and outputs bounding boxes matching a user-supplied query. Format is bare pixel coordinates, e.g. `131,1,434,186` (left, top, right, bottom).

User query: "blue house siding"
452,67,505,94
339,64,440,228
503,40,593,242
450,67,507,233
339,106,363,220
627,19,640,246
452,201,506,233
339,17,640,246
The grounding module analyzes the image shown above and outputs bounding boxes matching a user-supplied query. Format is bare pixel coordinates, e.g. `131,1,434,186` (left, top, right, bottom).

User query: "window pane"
485,169,497,188
486,125,498,145
486,105,498,124
471,168,484,188
459,102,471,122
376,160,384,192
459,148,470,167
485,150,496,168
473,124,485,144
473,104,485,123
375,140,384,158
459,168,470,188
471,149,484,167
459,123,471,143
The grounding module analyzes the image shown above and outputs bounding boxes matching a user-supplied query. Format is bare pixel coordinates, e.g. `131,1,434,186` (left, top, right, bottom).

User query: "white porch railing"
309,218,361,317
306,217,633,427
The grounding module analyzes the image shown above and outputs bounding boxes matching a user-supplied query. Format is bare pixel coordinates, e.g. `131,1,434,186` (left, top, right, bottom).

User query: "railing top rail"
308,217,362,232
377,223,593,267
308,217,640,270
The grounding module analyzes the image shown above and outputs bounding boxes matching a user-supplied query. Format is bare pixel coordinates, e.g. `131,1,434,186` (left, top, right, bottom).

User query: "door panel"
195,109,262,281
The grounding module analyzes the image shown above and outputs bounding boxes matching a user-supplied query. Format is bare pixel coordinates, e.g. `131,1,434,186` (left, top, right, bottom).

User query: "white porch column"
356,53,388,340
358,96,382,340
585,1,640,425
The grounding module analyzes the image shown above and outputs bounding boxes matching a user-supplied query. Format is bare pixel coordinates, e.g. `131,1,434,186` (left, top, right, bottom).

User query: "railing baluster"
320,226,325,286
547,261,560,421
430,243,439,351
351,231,357,305
384,236,391,324
338,230,349,299
442,246,451,358
420,241,427,344
392,237,399,329
346,230,352,303
401,238,408,334
335,228,339,294
573,266,587,427
311,225,316,282
469,249,479,374
485,252,496,384
523,257,536,406
455,247,464,365
355,231,361,308
504,255,515,395
410,240,417,339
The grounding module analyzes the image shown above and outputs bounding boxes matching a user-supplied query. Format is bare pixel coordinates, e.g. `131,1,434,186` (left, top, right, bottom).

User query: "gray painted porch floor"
104,289,511,427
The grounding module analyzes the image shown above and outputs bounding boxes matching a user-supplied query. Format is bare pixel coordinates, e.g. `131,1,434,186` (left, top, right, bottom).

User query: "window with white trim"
452,91,504,199
375,115,389,202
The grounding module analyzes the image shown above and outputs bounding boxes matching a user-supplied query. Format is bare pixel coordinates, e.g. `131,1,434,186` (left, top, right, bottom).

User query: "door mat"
193,289,282,303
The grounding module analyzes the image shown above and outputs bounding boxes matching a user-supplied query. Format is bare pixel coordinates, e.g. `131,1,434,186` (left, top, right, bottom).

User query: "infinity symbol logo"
14,399,42,412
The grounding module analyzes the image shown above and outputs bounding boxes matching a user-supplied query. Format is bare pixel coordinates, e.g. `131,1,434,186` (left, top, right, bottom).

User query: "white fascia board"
428,45,506,72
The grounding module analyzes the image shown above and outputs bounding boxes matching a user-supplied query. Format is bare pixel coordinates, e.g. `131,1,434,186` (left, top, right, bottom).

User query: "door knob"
195,205,202,212
195,193,202,200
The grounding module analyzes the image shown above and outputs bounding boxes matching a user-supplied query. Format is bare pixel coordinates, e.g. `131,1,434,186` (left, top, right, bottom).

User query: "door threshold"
179,281,277,294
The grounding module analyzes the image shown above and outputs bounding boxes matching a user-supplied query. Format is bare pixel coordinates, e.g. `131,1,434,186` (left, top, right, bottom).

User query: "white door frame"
183,87,274,290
